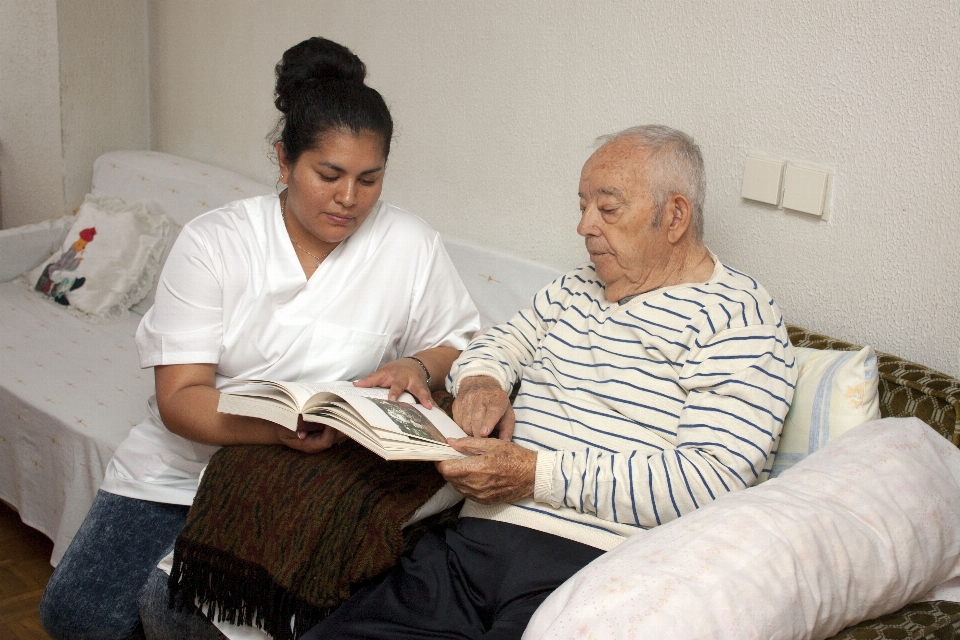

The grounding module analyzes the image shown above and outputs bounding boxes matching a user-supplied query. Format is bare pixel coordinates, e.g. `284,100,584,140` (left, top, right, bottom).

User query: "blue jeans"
39,490,219,640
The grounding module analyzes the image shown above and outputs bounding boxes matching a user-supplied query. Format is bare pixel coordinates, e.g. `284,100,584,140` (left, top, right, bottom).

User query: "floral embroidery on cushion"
845,382,866,409
34,227,97,306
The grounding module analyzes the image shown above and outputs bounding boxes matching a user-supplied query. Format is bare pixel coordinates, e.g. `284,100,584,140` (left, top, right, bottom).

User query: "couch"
0,150,958,638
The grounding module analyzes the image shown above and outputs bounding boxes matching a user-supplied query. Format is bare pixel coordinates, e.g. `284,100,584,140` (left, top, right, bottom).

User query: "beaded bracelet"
405,356,432,388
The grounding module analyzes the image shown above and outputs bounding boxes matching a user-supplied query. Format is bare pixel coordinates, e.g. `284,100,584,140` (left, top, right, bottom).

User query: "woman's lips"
323,212,354,225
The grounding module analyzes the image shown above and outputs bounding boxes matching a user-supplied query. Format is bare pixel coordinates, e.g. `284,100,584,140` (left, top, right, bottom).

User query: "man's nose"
577,205,599,237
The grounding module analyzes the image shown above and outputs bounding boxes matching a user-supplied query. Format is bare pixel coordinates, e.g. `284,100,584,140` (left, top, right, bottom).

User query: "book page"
337,396,468,444
226,379,415,411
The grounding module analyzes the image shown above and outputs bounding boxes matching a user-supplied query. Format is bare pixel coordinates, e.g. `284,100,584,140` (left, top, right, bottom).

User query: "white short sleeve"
136,225,224,367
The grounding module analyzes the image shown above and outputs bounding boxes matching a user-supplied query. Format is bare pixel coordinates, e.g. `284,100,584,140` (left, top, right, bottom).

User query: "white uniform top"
101,195,480,505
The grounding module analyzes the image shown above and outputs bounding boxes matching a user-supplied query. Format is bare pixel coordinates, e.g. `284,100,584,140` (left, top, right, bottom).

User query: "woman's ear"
276,142,290,185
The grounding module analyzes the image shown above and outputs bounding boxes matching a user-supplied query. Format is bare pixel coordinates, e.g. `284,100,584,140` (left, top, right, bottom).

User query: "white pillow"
524,418,960,640
26,194,171,323
770,345,880,478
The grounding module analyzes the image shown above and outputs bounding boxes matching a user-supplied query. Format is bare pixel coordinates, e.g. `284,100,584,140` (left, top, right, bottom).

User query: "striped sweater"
448,257,797,550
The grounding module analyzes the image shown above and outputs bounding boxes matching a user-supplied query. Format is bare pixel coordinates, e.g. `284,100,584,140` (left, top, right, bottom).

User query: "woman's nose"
335,180,357,207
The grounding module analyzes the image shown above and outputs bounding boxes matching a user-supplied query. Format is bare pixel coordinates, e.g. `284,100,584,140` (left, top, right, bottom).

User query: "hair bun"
275,37,367,113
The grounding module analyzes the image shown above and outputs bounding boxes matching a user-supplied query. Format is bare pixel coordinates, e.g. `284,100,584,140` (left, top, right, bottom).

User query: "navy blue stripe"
686,456,716,500
513,419,618,453
545,331,681,370
514,402,666,450
537,349,686,401
648,464,661,525
708,462,732,491
684,442,756,481
684,404,774,438
701,389,787,425
578,449,589,513
642,300,689,320
593,464,600,514
610,455,618,522
693,333,778,350
628,451,640,525
675,452,700,509
661,455,681,518
685,377,792,407
680,423,770,457
520,380,680,431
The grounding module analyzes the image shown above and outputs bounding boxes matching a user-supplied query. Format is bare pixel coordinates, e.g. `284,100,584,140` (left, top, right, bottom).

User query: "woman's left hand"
354,357,434,408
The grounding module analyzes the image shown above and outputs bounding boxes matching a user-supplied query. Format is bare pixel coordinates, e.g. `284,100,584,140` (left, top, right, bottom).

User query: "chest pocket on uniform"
302,321,390,382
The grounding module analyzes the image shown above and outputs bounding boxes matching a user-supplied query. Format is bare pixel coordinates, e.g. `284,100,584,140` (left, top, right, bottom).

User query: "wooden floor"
0,502,53,639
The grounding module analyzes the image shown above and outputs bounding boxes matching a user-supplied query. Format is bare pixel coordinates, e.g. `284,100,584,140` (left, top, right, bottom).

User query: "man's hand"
452,375,515,439
437,437,537,504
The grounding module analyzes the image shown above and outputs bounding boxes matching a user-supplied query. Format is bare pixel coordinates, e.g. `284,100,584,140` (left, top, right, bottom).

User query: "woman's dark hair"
272,37,393,164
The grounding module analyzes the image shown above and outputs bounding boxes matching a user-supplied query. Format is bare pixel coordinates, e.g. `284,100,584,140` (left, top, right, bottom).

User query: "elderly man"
303,125,797,639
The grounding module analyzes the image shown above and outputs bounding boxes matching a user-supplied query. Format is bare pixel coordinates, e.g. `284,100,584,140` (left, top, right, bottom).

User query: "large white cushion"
524,418,960,640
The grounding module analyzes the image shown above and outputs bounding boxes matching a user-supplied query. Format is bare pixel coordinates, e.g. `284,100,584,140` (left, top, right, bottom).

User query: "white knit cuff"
450,364,512,396
534,450,560,505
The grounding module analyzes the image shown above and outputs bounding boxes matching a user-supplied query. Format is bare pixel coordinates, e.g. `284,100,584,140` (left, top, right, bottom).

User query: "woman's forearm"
411,346,461,391
156,377,281,446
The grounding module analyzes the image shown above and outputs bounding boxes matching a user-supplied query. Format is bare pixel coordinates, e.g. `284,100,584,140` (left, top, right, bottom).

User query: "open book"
216,379,468,461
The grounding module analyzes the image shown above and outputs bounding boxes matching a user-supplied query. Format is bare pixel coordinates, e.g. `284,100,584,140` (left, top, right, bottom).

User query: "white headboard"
442,236,563,326
88,151,562,323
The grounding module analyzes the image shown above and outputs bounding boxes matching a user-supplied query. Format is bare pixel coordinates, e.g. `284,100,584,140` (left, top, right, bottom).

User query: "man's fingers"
496,406,516,441
446,436,498,456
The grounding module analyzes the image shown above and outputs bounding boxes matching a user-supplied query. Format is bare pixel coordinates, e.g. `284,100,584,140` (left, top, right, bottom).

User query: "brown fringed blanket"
169,440,448,639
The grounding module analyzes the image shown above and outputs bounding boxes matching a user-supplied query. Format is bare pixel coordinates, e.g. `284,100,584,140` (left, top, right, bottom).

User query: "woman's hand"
353,357,435,407
276,417,347,453
353,346,461,409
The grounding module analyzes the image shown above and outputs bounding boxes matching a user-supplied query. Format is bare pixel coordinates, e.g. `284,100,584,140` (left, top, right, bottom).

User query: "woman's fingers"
354,359,434,408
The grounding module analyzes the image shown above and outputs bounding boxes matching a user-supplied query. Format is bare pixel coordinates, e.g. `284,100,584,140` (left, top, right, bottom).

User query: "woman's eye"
319,174,338,182
359,178,377,186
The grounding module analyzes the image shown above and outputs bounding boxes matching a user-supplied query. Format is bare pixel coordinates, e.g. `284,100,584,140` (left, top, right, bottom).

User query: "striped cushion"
771,346,881,478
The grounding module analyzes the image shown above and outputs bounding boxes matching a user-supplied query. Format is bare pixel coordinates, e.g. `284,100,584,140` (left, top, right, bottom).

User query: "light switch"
741,154,784,205
782,162,831,218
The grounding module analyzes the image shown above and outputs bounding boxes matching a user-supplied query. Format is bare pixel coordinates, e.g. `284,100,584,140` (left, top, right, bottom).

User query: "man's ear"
665,194,692,244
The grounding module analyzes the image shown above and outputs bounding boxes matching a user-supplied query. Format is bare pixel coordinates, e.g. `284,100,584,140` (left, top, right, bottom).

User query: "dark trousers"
301,517,605,640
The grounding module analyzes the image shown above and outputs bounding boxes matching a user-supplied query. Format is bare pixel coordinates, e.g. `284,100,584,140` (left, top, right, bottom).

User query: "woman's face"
278,129,386,247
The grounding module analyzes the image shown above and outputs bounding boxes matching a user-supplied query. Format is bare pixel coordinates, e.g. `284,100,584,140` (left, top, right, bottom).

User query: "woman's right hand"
276,417,347,453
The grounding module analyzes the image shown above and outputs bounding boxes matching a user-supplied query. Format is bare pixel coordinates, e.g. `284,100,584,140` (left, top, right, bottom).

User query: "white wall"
0,0,149,228
58,0,150,216
0,0,66,228
147,0,960,377
148,1,324,186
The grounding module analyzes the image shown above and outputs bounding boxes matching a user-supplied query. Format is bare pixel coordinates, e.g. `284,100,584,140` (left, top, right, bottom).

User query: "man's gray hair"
595,125,706,243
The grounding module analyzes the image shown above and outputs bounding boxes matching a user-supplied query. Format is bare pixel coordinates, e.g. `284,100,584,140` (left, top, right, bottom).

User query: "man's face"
577,139,670,301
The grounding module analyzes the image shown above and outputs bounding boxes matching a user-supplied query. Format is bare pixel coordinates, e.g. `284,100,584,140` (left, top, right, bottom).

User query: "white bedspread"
0,280,151,564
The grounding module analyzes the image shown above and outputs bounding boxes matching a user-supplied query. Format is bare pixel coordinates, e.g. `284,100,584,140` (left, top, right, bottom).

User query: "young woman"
39,37,478,640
